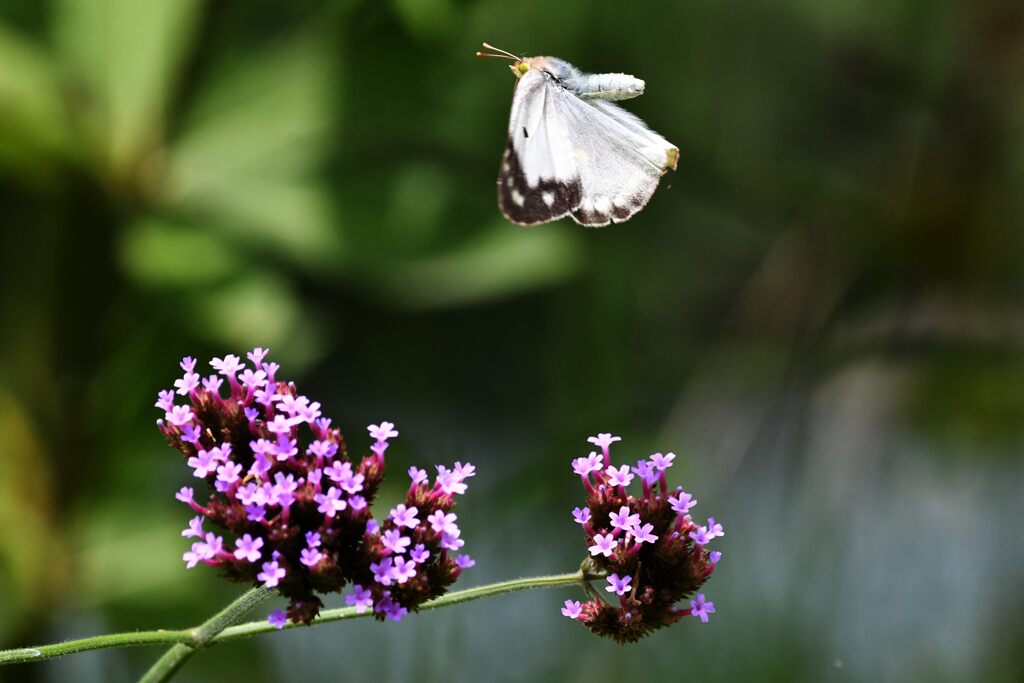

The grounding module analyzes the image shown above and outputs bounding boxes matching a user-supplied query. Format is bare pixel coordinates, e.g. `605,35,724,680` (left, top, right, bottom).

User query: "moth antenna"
475,42,522,61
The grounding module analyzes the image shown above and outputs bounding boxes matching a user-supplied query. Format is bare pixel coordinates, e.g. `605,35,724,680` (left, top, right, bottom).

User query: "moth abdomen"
569,73,645,101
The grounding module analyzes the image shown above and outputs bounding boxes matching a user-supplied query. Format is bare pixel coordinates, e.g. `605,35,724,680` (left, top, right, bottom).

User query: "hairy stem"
138,586,272,683
0,570,600,671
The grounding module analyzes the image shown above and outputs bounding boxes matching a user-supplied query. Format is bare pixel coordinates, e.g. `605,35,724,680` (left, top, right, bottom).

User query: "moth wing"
498,70,583,226
555,94,678,227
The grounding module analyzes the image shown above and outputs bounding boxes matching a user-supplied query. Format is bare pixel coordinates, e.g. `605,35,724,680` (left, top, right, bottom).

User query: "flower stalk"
0,570,603,669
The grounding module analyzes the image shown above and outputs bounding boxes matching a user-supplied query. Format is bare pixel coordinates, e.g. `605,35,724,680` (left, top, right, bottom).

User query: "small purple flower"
561,599,583,619
649,452,675,471
339,470,365,495
571,452,603,476
268,609,288,630
272,472,298,507
606,573,632,596
382,529,411,555
609,506,640,532
368,421,399,441
605,465,634,488
155,390,175,412
689,526,710,546
210,354,243,377
268,414,296,436
175,486,194,504
187,448,219,478
435,466,468,496
182,516,204,538
410,544,429,564
309,440,339,461
572,507,591,524
390,504,419,529
174,372,200,396
669,491,697,515
263,361,280,382
216,461,242,486
183,542,206,569
247,346,269,366
233,534,264,562
587,433,622,450
238,368,268,390
382,601,407,622
370,557,394,585
427,510,458,536
455,554,475,569
202,374,223,394
346,584,374,613
245,504,266,522
440,532,464,551
366,519,379,535
306,467,323,487
690,593,715,623
631,459,659,485
180,424,201,444
314,487,347,518
300,547,324,568
630,522,658,545
706,517,724,539
589,533,617,558
348,495,367,511
391,556,418,584
408,466,428,485
203,532,224,557
709,551,722,564
453,462,476,479
257,560,286,588
305,531,321,548
180,356,197,373
165,405,195,427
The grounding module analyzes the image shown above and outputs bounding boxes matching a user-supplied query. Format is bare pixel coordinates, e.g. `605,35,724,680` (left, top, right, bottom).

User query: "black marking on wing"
572,193,648,227
497,142,582,227
522,126,529,138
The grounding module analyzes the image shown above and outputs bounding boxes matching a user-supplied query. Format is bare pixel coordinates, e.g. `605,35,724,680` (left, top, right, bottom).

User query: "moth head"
476,42,531,79
510,60,530,78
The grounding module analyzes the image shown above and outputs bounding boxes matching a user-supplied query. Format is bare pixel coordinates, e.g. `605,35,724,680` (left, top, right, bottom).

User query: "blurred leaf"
118,217,242,287
391,0,457,42
164,32,343,270
76,505,193,608
190,272,327,369
51,0,202,176
383,162,455,253
0,389,69,638
0,22,73,174
371,226,585,309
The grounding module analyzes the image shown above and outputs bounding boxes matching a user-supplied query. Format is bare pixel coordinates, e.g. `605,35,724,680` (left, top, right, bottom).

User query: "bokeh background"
2,0,1024,681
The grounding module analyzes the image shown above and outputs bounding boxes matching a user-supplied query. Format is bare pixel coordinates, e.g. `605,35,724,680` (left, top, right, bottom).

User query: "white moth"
478,43,678,227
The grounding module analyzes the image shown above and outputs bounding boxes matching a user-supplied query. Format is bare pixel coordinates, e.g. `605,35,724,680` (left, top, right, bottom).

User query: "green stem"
214,570,596,644
0,570,599,669
138,586,272,683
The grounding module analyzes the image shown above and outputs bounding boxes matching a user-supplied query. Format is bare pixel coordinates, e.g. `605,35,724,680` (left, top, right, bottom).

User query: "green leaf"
370,226,585,310
164,32,343,270
51,0,203,176
0,22,73,173
118,217,242,287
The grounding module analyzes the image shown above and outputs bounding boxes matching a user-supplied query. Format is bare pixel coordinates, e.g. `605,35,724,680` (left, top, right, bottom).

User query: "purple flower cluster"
156,350,475,627
346,462,476,622
563,434,721,642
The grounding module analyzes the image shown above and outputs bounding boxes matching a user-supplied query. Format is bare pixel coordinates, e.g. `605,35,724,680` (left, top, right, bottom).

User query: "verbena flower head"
564,434,721,643
157,350,476,626
353,460,477,622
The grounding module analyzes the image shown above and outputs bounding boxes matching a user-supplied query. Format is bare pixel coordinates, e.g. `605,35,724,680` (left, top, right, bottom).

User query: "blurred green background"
2,0,1023,681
